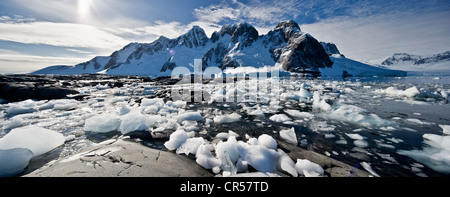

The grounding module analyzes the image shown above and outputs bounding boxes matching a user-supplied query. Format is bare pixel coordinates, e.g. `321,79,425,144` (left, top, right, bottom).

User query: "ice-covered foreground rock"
295,159,324,177
279,127,298,145
164,129,189,151
25,139,212,177
0,126,65,156
0,148,34,177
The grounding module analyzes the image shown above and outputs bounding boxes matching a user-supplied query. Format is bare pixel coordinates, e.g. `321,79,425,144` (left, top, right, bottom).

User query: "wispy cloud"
0,20,129,49
0,49,89,74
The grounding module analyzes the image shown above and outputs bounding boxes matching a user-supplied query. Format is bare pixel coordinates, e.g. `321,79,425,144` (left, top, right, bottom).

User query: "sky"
0,0,449,73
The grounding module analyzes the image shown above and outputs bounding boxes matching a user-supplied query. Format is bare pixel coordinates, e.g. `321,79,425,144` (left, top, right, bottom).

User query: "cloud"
0,20,129,49
193,0,302,28
0,49,89,74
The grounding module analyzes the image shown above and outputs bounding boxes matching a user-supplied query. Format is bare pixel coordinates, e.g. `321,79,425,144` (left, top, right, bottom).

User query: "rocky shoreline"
1,74,374,177
23,137,369,177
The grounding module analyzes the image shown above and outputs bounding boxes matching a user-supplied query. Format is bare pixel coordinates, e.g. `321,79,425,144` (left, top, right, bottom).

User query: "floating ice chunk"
215,132,229,140
258,134,277,150
0,126,65,156
376,86,420,97
195,144,221,170
0,148,34,177
279,127,298,145
53,100,77,110
360,162,380,177
312,92,331,111
176,137,204,155
277,149,298,177
284,110,314,119
324,134,336,139
119,109,159,134
398,133,450,174
269,114,291,123
176,111,203,123
440,125,450,135
213,113,242,124
84,113,121,133
280,92,300,101
354,140,369,148
323,104,395,128
294,159,324,177
141,98,165,108
345,133,364,140
6,100,37,116
310,121,335,132
143,105,159,114
237,143,279,173
299,88,313,101
164,129,189,151
248,108,265,116
406,118,435,125
118,103,131,115
215,136,240,164
2,116,24,130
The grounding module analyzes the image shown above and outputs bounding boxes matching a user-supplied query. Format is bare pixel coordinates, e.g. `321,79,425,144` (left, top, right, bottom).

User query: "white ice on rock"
295,159,324,177
277,149,298,177
176,137,205,155
195,144,221,170
279,127,298,145
164,129,189,151
258,134,278,150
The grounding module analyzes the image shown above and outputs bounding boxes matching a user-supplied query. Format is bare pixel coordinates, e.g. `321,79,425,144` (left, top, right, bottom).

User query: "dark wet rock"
0,81,78,102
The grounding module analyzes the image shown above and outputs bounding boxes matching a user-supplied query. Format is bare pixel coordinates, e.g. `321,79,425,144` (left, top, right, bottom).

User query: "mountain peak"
212,22,259,47
275,20,301,32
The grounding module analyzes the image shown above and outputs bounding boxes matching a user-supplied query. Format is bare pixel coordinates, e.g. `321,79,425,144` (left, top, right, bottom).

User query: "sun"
78,0,91,19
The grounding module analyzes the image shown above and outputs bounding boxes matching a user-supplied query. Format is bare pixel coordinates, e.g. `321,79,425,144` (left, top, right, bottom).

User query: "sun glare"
78,0,91,18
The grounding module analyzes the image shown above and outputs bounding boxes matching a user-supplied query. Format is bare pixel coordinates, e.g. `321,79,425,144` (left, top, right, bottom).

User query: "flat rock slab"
24,139,212,177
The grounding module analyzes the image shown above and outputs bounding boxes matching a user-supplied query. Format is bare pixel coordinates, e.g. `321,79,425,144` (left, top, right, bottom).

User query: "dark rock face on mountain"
33,20,334,76
320,42,341,55
280,34,333,74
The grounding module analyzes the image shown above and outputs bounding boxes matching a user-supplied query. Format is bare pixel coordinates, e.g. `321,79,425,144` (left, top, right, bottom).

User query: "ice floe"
0,126,65,156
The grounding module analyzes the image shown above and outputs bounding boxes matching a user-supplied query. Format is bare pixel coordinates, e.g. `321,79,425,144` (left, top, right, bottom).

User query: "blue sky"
0,0,449,73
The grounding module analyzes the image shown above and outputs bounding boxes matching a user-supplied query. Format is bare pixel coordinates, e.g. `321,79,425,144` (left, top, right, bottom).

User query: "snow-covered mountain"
33,20,405,77
381,51,450,71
